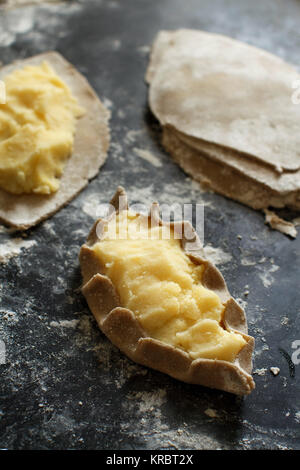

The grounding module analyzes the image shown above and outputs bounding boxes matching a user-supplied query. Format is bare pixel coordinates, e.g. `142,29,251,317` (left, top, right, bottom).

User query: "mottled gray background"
0,0,299,450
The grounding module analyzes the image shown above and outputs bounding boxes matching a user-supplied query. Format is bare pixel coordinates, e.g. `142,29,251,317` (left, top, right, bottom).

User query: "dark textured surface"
0,0,300,450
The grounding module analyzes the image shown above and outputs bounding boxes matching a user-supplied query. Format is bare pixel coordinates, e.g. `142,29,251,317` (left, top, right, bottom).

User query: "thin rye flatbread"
0,51,110,230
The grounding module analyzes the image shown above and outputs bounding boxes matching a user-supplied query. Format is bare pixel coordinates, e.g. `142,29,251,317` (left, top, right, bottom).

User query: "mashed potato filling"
0,62,84,195
93,211,246,362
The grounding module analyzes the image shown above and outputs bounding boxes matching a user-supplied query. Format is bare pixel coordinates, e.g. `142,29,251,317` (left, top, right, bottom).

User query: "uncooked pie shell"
0,51,110,230
80,187,255,395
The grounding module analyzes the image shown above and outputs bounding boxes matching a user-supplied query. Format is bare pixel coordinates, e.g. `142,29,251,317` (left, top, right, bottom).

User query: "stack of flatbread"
146,29,300,236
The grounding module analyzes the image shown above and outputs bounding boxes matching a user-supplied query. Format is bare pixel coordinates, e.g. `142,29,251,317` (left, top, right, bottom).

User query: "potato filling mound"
93,211,246,362
0,62,84,195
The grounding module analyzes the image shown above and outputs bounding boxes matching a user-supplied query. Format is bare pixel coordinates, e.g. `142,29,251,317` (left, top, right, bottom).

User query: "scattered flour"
102,97,113,110
123,386,223,449
241,256,257,266
0,6,35,47
258,264,279,288
253,368,267,376
241,252,280,289
2,8,34,33
133,147,162,168
50,319,79,329
81,193,109,219
124,129,145,145
137,45,150,55
0,238,36,263
202,245,232,265
130,389,167,414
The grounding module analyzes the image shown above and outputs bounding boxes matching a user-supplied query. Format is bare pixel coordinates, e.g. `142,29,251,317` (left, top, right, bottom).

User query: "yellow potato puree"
93,211,246,362
0,62,84,195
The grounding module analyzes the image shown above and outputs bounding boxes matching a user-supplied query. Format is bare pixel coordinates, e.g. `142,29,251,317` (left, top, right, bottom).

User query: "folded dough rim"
0,51,110,230
80,187,255,395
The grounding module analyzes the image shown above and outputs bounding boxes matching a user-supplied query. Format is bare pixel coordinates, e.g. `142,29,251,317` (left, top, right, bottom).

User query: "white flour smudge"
241,256,257,266
4,8,34,33
137,45,150,55
125,129,145,145
258,264,279,288
81,193,108,219
0,1,84,53
50,319,79,329
240,251,280,289
133,147,162,168
202,245,232,265
130,389,167,414
0,238,36,263
102,97,113,110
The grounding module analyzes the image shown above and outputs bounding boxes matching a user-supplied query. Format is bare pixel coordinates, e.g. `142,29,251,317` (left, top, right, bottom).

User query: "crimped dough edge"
80,187,255,395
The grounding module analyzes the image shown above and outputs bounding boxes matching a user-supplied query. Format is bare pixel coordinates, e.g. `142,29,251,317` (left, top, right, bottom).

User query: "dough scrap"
264,209,297,238
0,52,110,229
